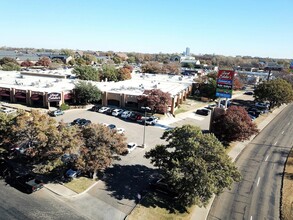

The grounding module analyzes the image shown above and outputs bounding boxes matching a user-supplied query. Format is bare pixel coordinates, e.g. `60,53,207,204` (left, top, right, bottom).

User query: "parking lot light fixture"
141,106,151,148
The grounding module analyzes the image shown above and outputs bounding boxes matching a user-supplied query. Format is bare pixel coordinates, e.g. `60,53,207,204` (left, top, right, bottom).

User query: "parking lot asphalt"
1,92,256,220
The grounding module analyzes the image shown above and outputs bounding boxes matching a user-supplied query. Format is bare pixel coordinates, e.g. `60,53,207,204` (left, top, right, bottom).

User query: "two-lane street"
208,104,293,220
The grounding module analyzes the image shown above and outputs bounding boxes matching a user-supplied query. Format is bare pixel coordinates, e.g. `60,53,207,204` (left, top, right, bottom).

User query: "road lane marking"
257,177,260,187
288,122,291,125
282,131,284,134
274,141,278,145
265,155,270,161
250,216,253,220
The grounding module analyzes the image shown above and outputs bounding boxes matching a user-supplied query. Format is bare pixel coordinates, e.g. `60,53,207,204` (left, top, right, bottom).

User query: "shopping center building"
0,69,194,114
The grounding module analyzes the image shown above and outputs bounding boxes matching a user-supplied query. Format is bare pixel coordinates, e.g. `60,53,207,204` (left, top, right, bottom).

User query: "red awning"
15,92,26,99
31,94,43,101
0,91,10,97
64,93,73,100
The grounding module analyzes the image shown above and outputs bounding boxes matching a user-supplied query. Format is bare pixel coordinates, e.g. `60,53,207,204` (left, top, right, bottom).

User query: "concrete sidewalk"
191,104,287,220
44,180,100,198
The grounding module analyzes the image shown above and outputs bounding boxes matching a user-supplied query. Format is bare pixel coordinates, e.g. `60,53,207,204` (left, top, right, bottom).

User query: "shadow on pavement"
102,164,187,213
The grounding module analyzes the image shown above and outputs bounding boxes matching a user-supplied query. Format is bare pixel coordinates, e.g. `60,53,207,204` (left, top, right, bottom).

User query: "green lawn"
127,193,194,220
64,177,96,193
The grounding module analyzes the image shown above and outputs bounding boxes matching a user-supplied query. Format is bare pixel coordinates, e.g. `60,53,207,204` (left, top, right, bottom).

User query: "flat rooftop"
0,70,194,96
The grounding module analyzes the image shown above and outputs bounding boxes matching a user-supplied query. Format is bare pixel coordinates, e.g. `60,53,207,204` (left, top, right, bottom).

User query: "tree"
75,57,87,66
83,54,97,65
60,49,74,57
137,89,171,114
35,57,51,67
2,62,21,71
100,64,119,82
76,124,127,177
212,106,259,143
9,110,62,161
254,78,293,108
20,59,34,67
0,57,18,65
141,61,162,73
145,125,241,207
233,76,244,90
6,110,84,173
198,78,217,100
0,112,16,145
118,67,131,81
72,66,100,81
74,81,102,104
162,62,180,74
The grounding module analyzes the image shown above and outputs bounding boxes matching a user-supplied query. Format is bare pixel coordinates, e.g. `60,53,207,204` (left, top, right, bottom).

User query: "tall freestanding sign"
216,70,235,98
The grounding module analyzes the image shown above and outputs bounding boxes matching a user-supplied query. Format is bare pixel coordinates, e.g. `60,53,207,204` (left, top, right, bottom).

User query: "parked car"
112,109,124,116
129,112,143,121
204,104,217,110
108,124,116,130
255,102,270,109
105,108,115,115
145,116,158,125
0,107,17,115
121,111,132,119
13,174,44,193
127,142,137,153
49,109,64,117
195,109,210,116
89,105,101,112
244,91,254,95
79,119,91,127
65,168,81,179
98,107,110,113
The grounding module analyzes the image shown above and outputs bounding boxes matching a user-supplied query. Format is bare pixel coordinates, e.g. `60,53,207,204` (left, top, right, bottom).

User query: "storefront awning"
15,92,26,99
31,94,43,101
0,91,10,97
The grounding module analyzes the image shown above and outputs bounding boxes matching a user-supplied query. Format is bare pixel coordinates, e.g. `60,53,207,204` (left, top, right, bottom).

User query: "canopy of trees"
141,61,180,74
21,60,34,67
212,106,259,143
254,78,293,108
74,81,102,104
77,124,127,175
100,64,119,82
35,57,51,67
0,57,21,71
198,78,217,100
137,89,171,114
2,110,127,176
145,125,241,207
73,66,99,81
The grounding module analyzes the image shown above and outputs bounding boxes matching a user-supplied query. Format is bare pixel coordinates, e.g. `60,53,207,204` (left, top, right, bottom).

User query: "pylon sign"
216,70,235,98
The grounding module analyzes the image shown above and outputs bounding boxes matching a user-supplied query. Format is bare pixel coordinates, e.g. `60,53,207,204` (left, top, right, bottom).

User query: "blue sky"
1,0,292,59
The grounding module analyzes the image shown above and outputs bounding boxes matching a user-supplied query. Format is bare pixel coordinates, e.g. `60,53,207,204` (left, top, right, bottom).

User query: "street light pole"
141,106,151,148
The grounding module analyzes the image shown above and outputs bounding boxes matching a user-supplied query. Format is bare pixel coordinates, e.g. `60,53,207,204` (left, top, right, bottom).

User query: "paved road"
0,179,89,220
208,104,293,220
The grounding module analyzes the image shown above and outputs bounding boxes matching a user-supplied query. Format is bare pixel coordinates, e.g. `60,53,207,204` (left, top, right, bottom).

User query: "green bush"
60,103,70,110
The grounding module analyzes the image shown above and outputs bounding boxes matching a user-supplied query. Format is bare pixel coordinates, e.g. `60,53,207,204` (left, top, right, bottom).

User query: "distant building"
0,50,39,64
186,47,190,56
170,47,199,64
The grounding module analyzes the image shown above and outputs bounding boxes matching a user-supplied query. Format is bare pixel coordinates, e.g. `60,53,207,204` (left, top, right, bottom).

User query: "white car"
116,128,125,134
127,142,137,153
98,107,110,113
112,109,124,116
145,116,158,125
121,111,132,119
